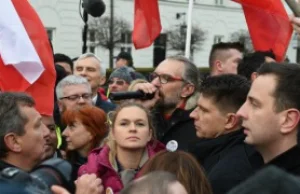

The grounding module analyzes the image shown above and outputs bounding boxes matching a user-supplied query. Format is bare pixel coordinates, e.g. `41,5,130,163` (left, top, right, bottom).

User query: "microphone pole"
82,10,88,54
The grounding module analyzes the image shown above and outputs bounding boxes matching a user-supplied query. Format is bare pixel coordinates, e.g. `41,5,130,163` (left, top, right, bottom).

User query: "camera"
0,158,72,194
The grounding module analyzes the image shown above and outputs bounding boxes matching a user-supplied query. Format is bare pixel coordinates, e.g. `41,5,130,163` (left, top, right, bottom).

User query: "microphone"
109,90,155,101
82,0,106,17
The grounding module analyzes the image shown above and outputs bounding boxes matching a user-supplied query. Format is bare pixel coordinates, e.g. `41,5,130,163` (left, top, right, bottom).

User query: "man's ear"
181,83,195,98
215,60,223,72
224,113,239,131
100,76,106,86
251,72,258,82
4,133,22,153
280,109,300,134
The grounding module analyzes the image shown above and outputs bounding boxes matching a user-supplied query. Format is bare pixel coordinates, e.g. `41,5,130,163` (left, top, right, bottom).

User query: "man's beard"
156,89,181,114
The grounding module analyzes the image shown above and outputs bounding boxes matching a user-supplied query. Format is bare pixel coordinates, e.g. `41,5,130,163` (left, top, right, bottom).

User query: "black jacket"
152,108,200,151
192,129,263,194
267,145,300,176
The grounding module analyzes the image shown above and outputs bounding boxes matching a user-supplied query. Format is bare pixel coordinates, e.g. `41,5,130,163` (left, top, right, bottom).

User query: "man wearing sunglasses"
108,66,135,94
131,56,201,151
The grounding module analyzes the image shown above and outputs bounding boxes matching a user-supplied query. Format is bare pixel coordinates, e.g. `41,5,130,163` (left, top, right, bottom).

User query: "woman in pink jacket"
78,102,165,193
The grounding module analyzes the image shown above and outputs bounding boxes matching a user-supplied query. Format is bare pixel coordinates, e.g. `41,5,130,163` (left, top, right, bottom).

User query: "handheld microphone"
109,90,155,101
82,0,106,17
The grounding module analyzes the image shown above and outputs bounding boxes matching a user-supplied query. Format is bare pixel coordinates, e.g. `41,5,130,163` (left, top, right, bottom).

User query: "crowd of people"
1,13,300,194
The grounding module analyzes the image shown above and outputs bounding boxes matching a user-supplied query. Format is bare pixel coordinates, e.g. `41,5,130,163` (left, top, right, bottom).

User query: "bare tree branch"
230,29,253,53
166,24,206,55
88,16,131,50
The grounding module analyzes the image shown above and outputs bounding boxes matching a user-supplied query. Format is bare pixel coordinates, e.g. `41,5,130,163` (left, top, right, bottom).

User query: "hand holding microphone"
109,82,160,109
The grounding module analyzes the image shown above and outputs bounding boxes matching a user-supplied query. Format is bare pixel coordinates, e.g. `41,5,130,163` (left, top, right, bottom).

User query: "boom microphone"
82,0,106,17
109,90,155,101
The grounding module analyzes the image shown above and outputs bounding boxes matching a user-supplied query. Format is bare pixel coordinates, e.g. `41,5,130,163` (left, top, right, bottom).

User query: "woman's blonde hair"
105,101,156,167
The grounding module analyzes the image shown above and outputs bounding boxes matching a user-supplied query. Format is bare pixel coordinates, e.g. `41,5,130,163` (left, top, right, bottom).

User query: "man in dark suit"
190,74,262,194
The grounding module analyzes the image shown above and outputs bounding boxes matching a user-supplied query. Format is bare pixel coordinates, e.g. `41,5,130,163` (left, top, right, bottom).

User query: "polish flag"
0,0,56,116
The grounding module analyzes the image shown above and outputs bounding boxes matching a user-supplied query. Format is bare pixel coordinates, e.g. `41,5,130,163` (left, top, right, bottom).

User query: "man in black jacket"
237,62,300,175
190,74,263,194
131,56,201,151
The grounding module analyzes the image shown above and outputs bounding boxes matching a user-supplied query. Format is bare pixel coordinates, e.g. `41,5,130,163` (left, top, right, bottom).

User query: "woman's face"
112,106,152,150
62,119,93,152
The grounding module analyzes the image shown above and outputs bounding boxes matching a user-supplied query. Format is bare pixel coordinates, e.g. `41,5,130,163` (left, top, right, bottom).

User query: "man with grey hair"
73,53,115,112
131,55,201,151
0,92,49,171
56,75,93,113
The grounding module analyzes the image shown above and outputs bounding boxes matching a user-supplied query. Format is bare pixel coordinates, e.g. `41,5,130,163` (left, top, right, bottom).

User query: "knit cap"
109,66,135,84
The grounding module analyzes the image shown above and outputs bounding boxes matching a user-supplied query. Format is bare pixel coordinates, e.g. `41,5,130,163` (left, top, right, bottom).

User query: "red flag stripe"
132,0,162,49
233,0,293,61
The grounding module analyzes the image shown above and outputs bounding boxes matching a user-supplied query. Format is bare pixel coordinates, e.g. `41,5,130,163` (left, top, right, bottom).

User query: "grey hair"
166,55,201,90
75,53,106,76
55,75,92,99
0,92,35,158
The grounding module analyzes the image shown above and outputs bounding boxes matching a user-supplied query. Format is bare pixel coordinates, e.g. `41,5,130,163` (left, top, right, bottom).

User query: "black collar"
267,145,300,173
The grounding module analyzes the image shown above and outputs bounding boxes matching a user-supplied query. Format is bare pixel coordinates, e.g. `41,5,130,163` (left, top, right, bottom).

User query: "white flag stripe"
0,0,44,84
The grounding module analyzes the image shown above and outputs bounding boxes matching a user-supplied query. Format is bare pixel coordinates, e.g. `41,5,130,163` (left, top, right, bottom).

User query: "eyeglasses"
149,72,185,84
108,79,126,86
60,93,92,101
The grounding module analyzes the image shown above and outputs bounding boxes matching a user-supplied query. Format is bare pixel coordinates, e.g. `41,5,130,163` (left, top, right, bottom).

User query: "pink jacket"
78,140,165,193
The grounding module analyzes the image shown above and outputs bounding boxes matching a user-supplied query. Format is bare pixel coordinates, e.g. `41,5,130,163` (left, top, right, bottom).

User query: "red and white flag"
0,0,56,116
132,0,162,49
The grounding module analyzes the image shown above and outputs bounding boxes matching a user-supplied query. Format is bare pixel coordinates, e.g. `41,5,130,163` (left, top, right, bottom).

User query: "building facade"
29,0,297,68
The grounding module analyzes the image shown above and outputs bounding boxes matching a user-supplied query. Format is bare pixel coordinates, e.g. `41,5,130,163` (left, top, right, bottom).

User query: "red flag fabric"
0,0,56,116
132,0,162,49
233,0,293,62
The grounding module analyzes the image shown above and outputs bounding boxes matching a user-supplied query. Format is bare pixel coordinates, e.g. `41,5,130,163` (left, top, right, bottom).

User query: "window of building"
120,31,132,53
214,35,224,44
215,0,224,5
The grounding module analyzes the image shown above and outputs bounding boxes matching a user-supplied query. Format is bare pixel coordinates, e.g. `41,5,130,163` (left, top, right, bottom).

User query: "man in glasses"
56,75,93,113
131,55,201,151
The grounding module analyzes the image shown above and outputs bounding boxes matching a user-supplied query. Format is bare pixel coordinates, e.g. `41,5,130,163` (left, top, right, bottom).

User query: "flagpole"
185,0,194,58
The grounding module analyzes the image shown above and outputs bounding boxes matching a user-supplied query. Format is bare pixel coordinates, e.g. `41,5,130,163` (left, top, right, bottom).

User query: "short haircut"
55,75,91,100
75,53,106,76
54,53,73,70
238,50,275,80
120,171,178,194
209,42,244,69
167,55,201,91
257,62,300,112
200,74,250,113
0,92,35,158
